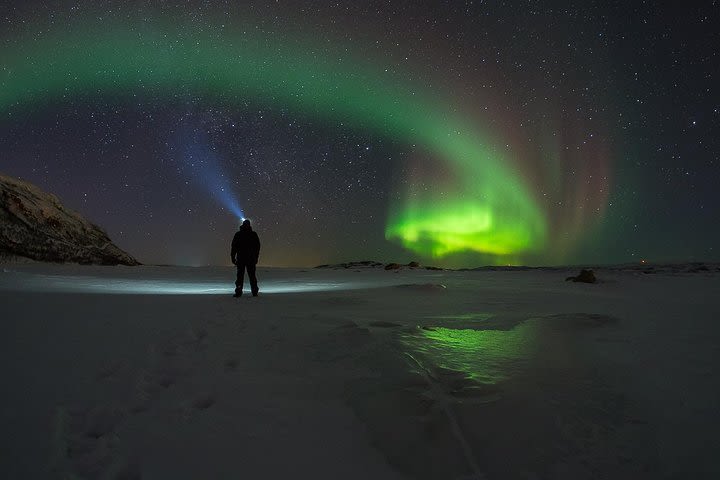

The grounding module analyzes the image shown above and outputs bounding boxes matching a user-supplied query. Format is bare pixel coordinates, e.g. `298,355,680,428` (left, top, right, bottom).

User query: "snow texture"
1,263,719,479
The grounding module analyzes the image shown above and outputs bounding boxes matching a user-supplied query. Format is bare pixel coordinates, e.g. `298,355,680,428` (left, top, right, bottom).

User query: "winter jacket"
231,225,261,265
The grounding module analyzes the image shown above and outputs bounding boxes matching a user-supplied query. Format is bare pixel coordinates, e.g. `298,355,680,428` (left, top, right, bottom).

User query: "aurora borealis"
1,2,717,266
1,18,546,262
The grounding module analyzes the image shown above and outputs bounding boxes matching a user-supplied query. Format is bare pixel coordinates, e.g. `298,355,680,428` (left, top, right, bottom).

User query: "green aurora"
1,20,547,262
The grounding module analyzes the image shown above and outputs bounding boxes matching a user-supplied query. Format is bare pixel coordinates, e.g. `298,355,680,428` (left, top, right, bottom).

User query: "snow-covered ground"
1,263,719,479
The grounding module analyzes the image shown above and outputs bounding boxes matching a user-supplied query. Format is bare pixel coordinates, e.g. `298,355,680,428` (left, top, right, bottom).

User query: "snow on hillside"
0,174,139,265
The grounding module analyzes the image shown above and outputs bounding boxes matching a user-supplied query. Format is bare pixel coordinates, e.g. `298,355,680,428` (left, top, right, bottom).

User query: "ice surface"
1,264,719,479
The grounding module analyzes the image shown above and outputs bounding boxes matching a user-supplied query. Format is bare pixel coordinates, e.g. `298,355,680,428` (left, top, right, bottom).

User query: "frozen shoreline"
2,265,719,479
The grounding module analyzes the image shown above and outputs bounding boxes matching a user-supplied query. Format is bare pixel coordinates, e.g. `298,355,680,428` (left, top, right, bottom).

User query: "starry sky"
1,1,718,267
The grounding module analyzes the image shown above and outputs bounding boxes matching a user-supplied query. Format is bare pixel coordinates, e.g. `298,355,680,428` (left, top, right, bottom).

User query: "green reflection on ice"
401,322,537,385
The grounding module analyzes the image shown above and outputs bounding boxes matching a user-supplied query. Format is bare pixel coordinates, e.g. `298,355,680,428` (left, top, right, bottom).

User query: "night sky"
1,1,718,267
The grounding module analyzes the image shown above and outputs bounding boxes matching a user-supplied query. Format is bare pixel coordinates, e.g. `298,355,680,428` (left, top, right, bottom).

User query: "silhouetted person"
231,219,261,297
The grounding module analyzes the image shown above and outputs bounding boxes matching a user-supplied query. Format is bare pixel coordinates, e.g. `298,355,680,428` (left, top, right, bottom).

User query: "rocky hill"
0,174,139,265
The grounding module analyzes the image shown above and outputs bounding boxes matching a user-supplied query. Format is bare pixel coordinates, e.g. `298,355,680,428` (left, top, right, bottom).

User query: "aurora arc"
0,21,547,261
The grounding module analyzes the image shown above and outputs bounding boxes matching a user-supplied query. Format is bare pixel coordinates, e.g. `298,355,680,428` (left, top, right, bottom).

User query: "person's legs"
247,263,259,296
235,263,246,295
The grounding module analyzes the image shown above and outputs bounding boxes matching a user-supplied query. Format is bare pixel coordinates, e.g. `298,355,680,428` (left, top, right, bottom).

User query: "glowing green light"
385,131,547,261
386,194,545,258
0,18,547,261
401,323,537,385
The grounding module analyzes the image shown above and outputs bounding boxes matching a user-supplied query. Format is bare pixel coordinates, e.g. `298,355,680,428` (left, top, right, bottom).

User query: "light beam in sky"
174,123,245,220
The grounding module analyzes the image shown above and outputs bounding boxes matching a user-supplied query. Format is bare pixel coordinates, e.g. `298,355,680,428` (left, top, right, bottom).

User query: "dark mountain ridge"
0,174,139,265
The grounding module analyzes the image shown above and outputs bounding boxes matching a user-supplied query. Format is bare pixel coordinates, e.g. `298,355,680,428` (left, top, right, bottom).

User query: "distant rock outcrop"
315,260,444,271
315,260,384,269
565,269,597,283
0,174,140,265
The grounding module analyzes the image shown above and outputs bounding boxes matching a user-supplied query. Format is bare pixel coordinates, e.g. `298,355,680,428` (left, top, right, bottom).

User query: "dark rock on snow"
0,173,139,265
565,269,597,283
315,260,384,269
